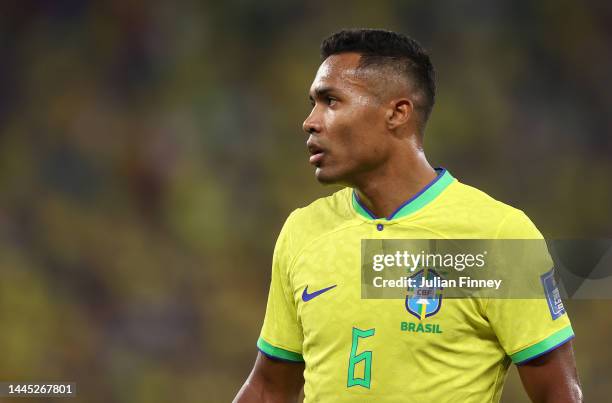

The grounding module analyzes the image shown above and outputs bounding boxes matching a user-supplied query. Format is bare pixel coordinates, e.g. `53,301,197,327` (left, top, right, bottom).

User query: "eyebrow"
308,86,335,102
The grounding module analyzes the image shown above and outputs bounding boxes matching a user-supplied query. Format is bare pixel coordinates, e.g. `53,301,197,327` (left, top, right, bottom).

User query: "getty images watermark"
370,249,502,290
360,239,612,299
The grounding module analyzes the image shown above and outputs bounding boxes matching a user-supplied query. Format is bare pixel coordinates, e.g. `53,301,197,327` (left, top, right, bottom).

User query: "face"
303,53,393,186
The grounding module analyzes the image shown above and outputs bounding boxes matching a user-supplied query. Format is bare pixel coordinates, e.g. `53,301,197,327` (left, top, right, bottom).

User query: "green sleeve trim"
257,337,304,362
511,326,575,364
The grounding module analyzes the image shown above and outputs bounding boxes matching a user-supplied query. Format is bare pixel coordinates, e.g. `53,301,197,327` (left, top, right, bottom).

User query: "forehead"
310,53,370,94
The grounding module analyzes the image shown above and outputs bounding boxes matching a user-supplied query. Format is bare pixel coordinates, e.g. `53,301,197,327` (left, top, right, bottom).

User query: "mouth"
307,140,326,166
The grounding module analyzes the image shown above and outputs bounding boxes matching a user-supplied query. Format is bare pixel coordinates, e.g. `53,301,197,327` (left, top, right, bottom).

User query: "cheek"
325,105,386,159
334,106,380,137
345,110,386,148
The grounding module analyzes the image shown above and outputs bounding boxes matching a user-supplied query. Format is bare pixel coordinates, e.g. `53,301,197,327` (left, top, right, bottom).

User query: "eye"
326,96,337,106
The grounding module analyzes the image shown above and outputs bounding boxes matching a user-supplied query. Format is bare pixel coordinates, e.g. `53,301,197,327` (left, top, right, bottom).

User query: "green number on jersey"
347,327,375,388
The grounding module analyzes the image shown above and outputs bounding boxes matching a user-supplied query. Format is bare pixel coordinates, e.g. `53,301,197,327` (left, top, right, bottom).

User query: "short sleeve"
487,209,574,365
257,212,304,362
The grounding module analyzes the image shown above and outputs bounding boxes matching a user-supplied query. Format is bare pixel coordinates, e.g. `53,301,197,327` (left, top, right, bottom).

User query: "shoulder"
277,187,357,255
284,187,356,233
433,179,543,238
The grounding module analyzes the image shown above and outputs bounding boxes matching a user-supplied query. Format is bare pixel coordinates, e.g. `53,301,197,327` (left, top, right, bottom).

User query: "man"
234,29,582,402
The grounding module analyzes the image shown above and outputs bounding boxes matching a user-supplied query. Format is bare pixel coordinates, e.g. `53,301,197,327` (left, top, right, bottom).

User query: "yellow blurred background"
0,1,610,402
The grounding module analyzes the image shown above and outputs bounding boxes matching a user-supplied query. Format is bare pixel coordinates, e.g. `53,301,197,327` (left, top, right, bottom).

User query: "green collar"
352,168,455,220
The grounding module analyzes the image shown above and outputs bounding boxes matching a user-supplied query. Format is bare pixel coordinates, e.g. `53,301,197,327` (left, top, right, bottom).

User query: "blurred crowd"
0,1,610,402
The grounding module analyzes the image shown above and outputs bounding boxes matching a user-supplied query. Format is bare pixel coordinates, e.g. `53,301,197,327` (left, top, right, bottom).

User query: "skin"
517,341,583,403
233,353,304,403
234,52,582,402
302,52,436,218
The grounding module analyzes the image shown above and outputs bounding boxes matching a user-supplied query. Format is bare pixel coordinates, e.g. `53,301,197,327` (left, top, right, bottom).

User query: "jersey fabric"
257,168,573,402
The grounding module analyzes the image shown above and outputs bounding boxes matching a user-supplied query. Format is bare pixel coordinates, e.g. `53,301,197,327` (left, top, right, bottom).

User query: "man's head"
303,29,436,186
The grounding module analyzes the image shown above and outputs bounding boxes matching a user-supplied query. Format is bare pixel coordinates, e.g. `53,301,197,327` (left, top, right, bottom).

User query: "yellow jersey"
257,169,573,402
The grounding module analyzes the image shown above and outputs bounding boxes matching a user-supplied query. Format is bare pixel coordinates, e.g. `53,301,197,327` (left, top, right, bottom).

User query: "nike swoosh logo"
302,284,337,302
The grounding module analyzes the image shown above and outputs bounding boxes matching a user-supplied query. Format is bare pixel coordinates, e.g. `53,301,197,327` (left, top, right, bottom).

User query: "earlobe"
387,99,413,130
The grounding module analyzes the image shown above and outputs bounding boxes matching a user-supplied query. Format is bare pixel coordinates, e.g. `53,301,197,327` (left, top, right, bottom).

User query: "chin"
314,167,350,186
314,167,337,184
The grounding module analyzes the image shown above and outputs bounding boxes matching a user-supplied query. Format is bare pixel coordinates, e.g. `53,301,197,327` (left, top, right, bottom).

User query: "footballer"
234,29,582,402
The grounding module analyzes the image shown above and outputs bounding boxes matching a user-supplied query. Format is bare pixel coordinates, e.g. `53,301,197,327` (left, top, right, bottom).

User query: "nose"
302,108,322,135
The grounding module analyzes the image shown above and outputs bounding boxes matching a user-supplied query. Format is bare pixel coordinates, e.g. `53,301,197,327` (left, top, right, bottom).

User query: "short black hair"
321,29,436,128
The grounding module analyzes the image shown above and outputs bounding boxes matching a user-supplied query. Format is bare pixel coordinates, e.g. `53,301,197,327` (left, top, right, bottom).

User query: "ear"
386,98,414,130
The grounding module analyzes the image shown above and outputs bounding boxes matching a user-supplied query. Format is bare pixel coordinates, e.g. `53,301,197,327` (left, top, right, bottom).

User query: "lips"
307,140,325,166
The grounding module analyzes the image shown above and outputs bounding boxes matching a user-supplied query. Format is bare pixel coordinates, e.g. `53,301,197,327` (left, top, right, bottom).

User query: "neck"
353,150,436,219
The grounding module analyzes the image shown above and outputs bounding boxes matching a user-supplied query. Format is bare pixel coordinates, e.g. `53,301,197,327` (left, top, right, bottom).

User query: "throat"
354,167,442,220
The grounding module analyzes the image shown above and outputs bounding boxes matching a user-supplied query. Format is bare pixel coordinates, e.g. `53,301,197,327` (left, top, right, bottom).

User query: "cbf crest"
405,269,443,320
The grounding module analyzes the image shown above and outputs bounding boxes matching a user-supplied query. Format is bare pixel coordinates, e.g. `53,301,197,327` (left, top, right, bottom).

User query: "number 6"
347,327,375,388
